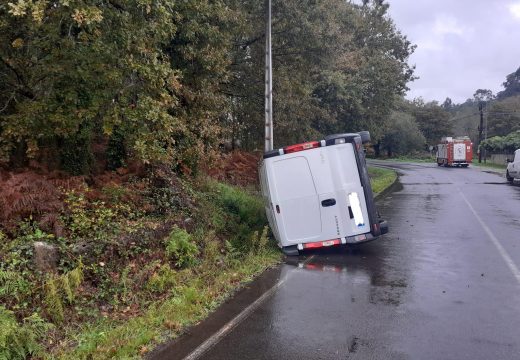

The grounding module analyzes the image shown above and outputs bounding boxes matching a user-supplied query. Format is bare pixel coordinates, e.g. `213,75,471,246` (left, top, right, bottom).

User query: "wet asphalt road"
153,162,520,360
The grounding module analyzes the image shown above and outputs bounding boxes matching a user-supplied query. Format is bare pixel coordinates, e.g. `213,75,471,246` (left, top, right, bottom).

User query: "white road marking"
182,255,316,360
459,191,520,284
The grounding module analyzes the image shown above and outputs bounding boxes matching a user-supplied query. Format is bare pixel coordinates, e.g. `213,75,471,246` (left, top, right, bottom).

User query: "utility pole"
264,0,273,152
478,102,484,163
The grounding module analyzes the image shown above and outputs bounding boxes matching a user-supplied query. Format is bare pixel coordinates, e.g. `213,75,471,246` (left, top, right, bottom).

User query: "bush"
165,228,199,268
59,126,94,175
0,306,52,360
213,183,267,251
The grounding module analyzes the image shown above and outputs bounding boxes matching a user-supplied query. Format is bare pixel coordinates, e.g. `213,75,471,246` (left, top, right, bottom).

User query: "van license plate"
322,240,335,247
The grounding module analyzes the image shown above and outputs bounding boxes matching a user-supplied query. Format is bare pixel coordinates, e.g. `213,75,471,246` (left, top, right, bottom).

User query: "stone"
33,241,59,272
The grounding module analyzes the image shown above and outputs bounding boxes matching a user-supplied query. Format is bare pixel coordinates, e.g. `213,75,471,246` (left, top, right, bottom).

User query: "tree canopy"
0,0,416,172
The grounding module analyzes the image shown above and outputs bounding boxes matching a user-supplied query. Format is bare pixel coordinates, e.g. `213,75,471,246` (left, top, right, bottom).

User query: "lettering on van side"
334,215,340,236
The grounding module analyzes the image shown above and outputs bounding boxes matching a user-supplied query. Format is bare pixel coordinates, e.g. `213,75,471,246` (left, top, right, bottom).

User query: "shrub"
146,264,177,293
165,228,199,268
0,306,52,360
43,261,84,323
213,183,267,251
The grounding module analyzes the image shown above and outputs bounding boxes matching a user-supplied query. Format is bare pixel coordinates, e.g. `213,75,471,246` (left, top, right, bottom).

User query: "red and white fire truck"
436,136,473,167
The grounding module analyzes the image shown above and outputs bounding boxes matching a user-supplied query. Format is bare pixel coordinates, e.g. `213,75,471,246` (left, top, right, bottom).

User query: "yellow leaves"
7,0,47,23
7,1,30,17
11,38,24,49
31,1,46,23
72,7,103,26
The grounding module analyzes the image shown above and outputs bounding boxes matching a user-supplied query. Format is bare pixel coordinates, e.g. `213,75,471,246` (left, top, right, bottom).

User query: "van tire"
506,170,514,183
358,131,371,144
282,245,299,256
324,133,356,141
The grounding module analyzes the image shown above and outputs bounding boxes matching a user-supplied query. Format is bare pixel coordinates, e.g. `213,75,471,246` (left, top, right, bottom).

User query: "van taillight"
283,141,320,154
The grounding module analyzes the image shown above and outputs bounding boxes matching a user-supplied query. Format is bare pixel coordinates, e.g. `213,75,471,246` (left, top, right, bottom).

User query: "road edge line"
459,191,520,284
182,255,316,360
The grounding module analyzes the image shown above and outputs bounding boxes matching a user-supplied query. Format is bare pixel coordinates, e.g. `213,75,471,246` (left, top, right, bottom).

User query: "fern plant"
0,306,52,360
0,269,31,301
43,260,84,323
165,227,199,268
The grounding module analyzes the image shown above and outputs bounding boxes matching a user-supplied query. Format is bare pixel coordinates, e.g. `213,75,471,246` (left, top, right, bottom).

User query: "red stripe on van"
303,239,340,249
283,141,320,154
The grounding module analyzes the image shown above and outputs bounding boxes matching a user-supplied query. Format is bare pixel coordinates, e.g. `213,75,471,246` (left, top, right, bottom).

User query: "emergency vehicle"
436,136,473,167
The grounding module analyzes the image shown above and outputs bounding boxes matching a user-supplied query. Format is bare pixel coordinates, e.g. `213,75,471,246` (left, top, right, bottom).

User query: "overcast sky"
386,0,520,104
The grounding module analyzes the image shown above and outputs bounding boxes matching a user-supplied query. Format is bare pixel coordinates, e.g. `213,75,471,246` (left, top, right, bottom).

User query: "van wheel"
282,245,299,256
506,171,514,183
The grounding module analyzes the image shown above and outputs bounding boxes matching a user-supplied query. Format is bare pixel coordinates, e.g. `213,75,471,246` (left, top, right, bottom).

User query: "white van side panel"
271,156,322,242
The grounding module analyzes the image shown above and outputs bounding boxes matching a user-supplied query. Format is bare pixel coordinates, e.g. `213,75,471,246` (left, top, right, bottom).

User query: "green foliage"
59,124,94,175
487,96,520,137
165,228,199,268
212,182,267,251
64,190,119,242
44,276,64,323
481,131,520,153
106,127,126,170
249,226,270,255
0,269,31,302
381,111,426,156
0,0,231,170
368,167,397,194
44,260,84,323
497,66,520,100
412,100,452,145
0,306,51,360
146,264,177,293
227,0,415,148
1,0,415,170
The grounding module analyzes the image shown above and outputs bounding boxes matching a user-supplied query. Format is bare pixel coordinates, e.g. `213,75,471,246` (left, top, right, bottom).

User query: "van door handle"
321,198,336,207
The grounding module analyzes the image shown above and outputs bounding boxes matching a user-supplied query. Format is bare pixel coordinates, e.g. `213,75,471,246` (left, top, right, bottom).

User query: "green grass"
53,249,280,359
368,166,397,194
374,156,434,163
43,181,282,359
472,162,507,170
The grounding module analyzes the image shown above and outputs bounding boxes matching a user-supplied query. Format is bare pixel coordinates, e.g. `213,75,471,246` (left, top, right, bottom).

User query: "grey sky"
386,0,520,104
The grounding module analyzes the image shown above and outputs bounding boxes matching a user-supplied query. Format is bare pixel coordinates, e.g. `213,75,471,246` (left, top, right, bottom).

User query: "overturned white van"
259,132,388,256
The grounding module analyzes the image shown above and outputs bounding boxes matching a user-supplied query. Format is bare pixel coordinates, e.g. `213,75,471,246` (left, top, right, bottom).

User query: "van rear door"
271,156,322,243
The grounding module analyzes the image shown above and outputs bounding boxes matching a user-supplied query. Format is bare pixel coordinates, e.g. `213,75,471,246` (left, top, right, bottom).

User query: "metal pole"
478,102,484,163
264,0,273,152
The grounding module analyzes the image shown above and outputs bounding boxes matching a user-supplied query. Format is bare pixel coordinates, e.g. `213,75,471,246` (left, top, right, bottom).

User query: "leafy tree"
223,0,416,149
481,130,520,153
487,96,520,137
473,89,494,102
1,0,416,172
0,0,233,172
497,66,520,100
413,101,452,145
380,111,425,156
442,97,453,110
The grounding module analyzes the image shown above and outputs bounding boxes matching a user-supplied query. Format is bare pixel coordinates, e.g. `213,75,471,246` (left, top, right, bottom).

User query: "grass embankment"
472,162,507,171
368,166,398,194
0,168,281,359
